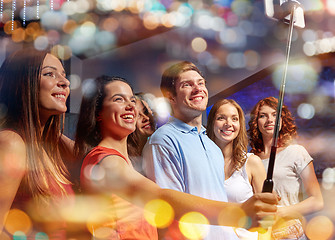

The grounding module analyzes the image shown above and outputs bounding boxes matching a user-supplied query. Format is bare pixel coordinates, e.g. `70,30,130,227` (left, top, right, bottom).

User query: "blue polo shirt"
143,117,239,240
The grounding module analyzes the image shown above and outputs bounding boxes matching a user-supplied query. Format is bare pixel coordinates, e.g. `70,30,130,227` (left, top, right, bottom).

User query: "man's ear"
166,92,176,104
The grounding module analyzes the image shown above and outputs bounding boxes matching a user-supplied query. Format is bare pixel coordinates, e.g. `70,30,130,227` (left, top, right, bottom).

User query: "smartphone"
264,0,305,28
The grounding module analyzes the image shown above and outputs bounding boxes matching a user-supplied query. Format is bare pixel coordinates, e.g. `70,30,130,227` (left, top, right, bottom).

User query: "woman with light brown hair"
207,99,266,203
248,96,324,240
207,99,266,239
0,47,74,239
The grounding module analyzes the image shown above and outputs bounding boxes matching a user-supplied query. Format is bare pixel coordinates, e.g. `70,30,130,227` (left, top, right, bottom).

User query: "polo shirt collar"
169,117,206,134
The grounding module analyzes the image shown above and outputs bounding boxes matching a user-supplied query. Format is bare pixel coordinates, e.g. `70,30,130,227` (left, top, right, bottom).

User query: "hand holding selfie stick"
262,0,304,193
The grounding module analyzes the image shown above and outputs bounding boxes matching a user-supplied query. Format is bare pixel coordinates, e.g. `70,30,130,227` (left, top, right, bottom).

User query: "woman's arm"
246,154,267,193
0,131,27,234
83,155,278,227
277,162,324,219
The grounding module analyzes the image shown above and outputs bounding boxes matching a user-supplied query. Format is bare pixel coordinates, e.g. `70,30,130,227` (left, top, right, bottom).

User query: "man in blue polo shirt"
143,61,240,239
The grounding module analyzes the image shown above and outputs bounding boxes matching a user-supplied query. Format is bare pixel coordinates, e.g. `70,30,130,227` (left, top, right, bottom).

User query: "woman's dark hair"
0,47,69,200
74,75,131,158
207,99,248,171
248,97,297,154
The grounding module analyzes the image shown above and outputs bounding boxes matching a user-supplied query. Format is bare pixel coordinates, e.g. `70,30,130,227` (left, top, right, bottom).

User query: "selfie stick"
262,1,302,193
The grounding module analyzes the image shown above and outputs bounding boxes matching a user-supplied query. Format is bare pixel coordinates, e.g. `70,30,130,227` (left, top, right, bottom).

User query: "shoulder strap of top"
86,146,131,166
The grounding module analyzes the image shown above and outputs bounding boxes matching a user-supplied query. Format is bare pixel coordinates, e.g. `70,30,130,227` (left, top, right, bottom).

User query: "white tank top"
224,154,253,203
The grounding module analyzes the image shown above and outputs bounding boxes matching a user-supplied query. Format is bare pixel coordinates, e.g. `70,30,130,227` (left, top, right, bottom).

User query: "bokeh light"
218,205,248,228
81,78,97,99
322,167,335,190
161,13,175,28
68,74,82,90
113,0,127,12
12,231,26,240
195,11,213,30
210,16,226,32
25,22,41,38
178,3,194,18
61,1,77,15
244,50,260,70
62,19,77,34
35,232,49,240
326,0,335,15
90,164,106,182
297,103,315,120
80,21,97,36
69,26,95,55
227,52,246,69
75,0,91,14
303,42,316,56
60,195,111,223
179,212,209,240
34,36,49,50
305,216,334,240
153,97,171,122
4,20,20,34
47,30,60,45
4,209,32,235
143,13,160,30
272,63,318,94
231,0,253,18
197,51,213,66
40,11,68,30
191,37,207,53
144,199,174,228
11,28,25,42
51,45,72,60
259,215,276,230
86,210,119,238
101,17,119,32
302,29,318,42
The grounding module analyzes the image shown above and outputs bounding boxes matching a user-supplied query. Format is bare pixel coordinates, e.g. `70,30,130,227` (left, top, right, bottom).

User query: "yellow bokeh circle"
4,209,32,235
179,212,209,240
305,216,334,240
144,199,174,228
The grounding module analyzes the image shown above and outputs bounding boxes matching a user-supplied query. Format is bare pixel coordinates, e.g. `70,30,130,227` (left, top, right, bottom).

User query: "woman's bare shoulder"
0,130,26,149
247,154,265,170
0,130,27,167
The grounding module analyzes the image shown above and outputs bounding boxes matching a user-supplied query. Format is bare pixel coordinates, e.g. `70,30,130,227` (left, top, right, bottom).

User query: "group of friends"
0,47,324,240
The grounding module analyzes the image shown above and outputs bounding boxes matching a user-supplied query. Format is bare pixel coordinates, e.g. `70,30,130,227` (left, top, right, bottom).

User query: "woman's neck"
99,136,129,159
260,134,274,158
217,140,235,179
217,140,233,161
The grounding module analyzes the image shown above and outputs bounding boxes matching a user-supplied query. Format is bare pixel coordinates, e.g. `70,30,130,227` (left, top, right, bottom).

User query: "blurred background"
0,0,335,238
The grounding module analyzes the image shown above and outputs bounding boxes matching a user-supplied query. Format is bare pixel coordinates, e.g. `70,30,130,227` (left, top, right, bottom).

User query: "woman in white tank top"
207,99,266,201
207,99,267,239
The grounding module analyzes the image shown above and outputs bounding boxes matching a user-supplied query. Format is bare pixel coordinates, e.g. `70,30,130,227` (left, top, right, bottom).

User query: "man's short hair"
160,61,204,98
